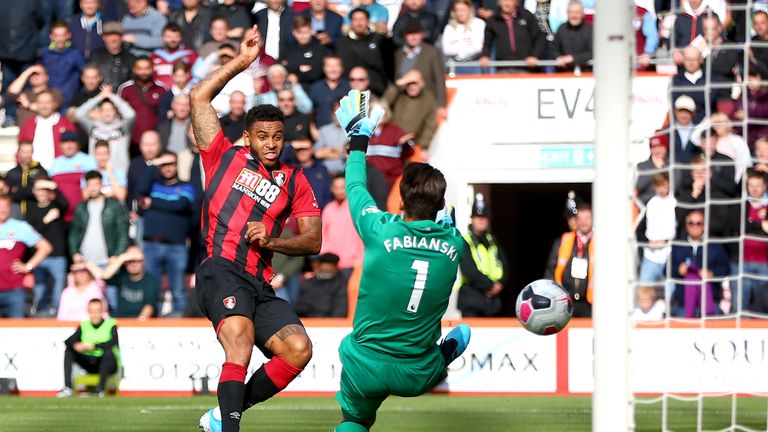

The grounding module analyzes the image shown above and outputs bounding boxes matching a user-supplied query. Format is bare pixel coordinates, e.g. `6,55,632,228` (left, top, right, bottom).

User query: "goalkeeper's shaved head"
400,163,446,221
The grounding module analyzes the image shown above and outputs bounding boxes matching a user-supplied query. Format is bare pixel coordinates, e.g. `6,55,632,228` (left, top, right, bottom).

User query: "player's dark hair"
172,60,191,74
163,22,183,35
85,170,102,182
747,168,766,183
245,104,285,130
350,7,370,20
134,55,152,66
293,14,311,29
400,163,446,221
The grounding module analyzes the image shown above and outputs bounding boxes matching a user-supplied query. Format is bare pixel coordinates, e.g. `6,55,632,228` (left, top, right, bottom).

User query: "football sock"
218,362,247,431
243,356,302,410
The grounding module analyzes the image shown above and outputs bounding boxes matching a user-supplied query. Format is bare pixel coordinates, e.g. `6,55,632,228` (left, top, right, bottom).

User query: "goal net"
628,0,768,430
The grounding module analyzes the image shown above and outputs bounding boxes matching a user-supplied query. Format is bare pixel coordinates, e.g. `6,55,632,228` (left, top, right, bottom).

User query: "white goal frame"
593,0,635,431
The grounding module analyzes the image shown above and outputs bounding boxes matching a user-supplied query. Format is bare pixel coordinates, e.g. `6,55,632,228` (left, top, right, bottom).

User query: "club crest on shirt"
273,171,286,186
223,296,236,309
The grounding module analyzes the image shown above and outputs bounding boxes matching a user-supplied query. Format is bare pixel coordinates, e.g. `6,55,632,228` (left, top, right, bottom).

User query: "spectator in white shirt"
639,172,677,285
441,0,485,75
632,286,666,321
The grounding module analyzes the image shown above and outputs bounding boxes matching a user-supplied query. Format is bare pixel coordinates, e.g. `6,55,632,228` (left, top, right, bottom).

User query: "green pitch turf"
2,395,766,431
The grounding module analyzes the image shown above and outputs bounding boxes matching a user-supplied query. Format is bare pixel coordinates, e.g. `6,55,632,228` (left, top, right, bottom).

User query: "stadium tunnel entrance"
473,182,592,317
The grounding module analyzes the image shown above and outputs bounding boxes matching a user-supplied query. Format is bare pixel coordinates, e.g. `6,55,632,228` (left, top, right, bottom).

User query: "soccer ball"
515,279,573,335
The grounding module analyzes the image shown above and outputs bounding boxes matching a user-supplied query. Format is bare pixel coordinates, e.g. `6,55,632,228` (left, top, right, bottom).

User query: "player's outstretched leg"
440,324,471,366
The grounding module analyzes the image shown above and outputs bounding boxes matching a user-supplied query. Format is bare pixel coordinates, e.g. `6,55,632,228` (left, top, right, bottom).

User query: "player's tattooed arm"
246,216,322,256
190,25,261,150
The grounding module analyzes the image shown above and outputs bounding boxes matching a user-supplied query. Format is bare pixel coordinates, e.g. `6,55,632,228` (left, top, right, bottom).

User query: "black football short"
195,256,303,357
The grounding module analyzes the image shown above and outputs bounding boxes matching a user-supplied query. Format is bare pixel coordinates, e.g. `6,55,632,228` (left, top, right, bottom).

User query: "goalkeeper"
332,90,471,432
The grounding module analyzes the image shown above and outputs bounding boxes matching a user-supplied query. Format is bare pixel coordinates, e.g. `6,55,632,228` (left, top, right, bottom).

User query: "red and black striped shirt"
200,131,320,281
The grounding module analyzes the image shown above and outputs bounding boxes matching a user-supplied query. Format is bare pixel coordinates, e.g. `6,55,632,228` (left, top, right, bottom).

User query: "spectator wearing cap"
552,0,593,72
635,130,670,205
671,46,715,124
366,98,413,189
56,261,108,321
6,141,48,216
168,0,211,52
441,0,486,74
314,99,348,175
68,0,106,61
480,0,545,72
670,95,699,165
0,195,53,318
293,139,334,209
394,21,447,116
337,8,392,96
74,84,135,175
310,55,351,128
118,56,168,154
100,245,159,319
319,176,363,283
301,0,344,47
383,69,437,149
280,15,330,92
17,90,77,171
137,151,195,316
49,132,98,223
150,24,199,90
0,0,44,128
121,0,167,57
295,253,349,317
391,0,439,48
638,173,677,286
254,0,296,60
26,177,70,317
544,201,593,317
342,0,388,35
90,22,136,89
459,193,510,317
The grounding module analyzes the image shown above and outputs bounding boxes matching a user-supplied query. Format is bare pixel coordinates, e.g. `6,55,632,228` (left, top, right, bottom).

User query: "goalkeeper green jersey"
345,151,465,358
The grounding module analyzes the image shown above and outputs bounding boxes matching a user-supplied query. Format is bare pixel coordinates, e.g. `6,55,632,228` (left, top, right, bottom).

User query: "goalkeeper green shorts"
336,334,446,423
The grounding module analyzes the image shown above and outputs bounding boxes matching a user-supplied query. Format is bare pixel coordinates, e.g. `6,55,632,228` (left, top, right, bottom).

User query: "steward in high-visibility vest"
458,194,509,317
60,297,120,397
544,203,593,318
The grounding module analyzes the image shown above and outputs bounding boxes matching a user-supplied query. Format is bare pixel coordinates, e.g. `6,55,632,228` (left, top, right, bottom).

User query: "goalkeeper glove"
335,90,384,151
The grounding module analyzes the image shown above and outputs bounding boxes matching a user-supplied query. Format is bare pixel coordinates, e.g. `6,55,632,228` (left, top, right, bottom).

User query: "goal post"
592,0,635,431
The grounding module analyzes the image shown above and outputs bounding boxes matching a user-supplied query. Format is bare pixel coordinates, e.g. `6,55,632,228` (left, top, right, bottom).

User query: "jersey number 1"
407,260,429,314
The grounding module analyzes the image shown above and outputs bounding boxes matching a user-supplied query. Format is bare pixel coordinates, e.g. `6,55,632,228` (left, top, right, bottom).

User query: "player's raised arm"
190,25,261,150
335,90,385,233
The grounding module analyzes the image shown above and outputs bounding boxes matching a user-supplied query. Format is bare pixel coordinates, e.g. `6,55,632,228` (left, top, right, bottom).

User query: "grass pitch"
2,395,766,431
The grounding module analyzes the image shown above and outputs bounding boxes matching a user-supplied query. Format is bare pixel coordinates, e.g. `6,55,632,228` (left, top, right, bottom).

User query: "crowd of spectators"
3,0,768,320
